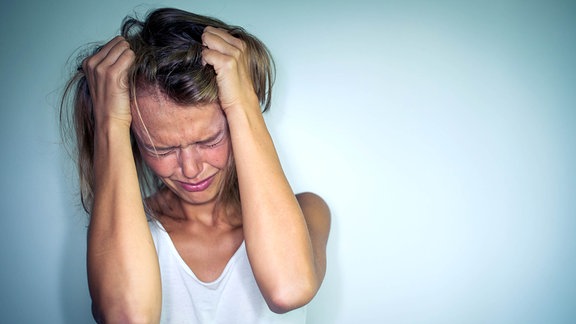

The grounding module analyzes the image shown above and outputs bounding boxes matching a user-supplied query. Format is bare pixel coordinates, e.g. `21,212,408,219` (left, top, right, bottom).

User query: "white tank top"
149,220,307,323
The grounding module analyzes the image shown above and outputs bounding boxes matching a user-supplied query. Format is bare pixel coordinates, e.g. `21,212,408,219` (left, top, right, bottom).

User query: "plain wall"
1,0,575,323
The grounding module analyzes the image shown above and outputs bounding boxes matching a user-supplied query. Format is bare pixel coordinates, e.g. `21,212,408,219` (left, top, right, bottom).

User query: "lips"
177,175,215,192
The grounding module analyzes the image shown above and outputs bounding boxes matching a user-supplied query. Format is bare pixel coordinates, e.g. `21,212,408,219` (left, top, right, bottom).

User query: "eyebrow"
196,128,225,145
136,127,225,152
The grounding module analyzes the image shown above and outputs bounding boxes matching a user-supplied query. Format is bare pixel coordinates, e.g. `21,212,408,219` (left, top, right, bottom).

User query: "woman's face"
131,90,231,206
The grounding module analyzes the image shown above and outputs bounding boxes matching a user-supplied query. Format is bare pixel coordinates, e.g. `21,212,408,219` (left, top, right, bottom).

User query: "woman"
60,7,330,323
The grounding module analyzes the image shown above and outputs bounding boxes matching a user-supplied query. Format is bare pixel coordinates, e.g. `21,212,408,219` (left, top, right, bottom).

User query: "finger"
82,40,134,107
83,39,132,95
202,27,245,55
203,26,242,46
83,36,130,72
83,36,123,70
98,36,127,56
104,46,135,90
201,47,223,72
101,41,134,73
201,37,245,73
113,46,135,70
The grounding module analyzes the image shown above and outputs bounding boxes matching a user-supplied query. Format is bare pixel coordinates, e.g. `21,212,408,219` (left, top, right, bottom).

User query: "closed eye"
142,147,174,158
154,149,175,157
138,141,176,158
199,130,227,149
203,137,225,149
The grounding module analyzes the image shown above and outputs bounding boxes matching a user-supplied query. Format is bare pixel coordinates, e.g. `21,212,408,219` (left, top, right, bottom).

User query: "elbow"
265,279,318,314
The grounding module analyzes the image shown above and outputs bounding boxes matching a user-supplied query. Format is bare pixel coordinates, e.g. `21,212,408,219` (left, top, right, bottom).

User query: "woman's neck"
149,188,242,228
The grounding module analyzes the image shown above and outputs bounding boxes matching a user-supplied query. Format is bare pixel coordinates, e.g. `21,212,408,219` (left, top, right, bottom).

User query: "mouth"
177,175,216,192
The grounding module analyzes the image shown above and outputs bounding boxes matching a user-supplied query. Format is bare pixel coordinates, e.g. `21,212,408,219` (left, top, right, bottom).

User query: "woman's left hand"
202,28,330,314
201,26,259,113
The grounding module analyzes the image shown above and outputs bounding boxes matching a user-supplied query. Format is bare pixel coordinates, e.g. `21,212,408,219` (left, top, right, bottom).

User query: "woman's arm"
202,27,331,313
83,36,161,323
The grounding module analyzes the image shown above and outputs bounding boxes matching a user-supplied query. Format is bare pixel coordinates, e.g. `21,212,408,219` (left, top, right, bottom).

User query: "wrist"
95,116,132,134
221,91,261,115
224,101,264,130
94,119,132,151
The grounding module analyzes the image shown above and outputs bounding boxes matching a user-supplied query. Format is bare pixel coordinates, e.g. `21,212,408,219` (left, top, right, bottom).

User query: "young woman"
61,7,330,323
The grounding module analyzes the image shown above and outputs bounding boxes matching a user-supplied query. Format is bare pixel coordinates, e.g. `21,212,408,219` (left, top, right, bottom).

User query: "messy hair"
60,7,275,215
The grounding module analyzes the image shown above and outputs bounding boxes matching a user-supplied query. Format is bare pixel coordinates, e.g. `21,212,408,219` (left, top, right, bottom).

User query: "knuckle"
84,56,97,70
222,55,237,69
201,32,213,46
119,40,131,49
107,65,124,78
94,63,107,76
230,47,243,60
237,39,247,51
124,49,136,59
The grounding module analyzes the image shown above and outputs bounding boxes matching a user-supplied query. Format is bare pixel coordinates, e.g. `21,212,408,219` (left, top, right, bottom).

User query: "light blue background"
1,0,575,323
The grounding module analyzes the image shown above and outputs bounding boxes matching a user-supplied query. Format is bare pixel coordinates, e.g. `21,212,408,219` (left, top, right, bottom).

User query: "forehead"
131,89,225,145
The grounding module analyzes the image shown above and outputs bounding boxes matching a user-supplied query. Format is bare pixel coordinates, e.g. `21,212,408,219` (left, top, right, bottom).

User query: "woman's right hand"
82,36,135,128
83,37,162,324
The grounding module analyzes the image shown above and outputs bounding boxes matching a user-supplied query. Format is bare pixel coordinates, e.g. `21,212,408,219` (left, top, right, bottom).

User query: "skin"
83,26,331,323
132,95,231,209
132,96,242,282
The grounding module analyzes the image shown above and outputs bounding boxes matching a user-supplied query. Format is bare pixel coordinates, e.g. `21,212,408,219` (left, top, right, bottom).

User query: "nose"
178,146,202,179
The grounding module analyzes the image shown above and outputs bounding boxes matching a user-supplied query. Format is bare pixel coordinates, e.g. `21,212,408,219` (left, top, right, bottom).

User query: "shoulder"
296,192,331,236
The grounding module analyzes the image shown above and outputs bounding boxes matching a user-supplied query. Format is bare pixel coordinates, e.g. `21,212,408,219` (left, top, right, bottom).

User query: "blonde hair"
60,7,275,215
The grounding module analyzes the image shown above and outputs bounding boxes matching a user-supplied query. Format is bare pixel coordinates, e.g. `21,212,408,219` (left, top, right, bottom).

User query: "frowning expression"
131,90,230,205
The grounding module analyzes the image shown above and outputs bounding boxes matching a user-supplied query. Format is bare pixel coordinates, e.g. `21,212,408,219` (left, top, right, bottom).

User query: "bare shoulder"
296,192,331,235
296,192,330,214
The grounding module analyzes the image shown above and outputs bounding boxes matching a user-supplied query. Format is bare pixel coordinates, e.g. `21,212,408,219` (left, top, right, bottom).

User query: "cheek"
204,145,230,169
142,155,178,178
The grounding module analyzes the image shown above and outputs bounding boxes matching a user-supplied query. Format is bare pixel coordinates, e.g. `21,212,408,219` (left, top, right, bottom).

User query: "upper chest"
164,222,244,283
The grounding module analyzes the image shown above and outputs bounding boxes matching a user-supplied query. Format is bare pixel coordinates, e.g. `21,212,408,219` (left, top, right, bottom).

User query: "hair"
60,7,275,216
